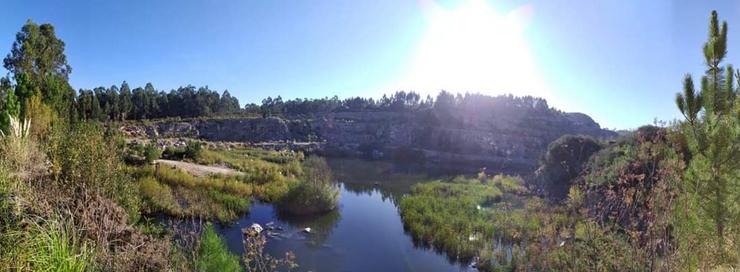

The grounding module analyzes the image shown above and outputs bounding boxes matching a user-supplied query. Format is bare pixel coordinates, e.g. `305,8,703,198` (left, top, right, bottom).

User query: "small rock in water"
242,223,263,237
302,227,311,233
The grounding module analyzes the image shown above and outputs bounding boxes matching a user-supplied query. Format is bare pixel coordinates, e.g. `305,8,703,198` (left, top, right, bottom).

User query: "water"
214,158,473,272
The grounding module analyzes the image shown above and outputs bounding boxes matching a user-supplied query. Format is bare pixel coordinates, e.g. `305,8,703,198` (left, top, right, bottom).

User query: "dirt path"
155,159,242,177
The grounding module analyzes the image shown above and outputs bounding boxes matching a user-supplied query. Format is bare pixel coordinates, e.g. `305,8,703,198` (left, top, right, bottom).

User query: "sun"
394,0,548,99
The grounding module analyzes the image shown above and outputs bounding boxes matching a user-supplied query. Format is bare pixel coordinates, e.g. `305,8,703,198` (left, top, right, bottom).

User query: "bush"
47,122,141,222
143,143,162,164
533,135,602,201
185,140,203,160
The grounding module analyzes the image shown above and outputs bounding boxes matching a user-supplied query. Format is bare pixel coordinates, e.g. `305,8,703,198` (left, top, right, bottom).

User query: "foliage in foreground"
1,215,96,272
195,223,241,272
673,10,740,269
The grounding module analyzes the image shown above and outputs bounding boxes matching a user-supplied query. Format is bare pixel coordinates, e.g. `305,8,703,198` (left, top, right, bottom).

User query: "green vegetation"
125,142,161,164
399,175,509,262
400,173,656,271
195,223,242,272
278,156,340,215
162,140,204,161
673,10,740,268
197,147,303,201
1,215,96,272
134,165,251,222
1,9,737,272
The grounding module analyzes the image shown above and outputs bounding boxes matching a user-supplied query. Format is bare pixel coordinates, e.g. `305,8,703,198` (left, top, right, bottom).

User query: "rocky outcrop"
121,110,615,175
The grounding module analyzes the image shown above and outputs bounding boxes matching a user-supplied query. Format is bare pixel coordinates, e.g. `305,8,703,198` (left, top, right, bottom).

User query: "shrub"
532,135,602,201
47,122,141,222
185,140,203,160
143,143,162,164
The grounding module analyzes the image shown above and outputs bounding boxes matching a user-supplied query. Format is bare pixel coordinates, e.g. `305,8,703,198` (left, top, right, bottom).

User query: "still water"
214,158,472,272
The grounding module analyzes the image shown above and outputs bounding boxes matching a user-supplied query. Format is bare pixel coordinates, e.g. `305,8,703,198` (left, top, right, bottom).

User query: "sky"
1,0,739,130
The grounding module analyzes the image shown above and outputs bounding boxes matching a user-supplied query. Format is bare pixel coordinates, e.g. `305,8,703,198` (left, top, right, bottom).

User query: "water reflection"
275,208,341,247
329,158,440,205
212,158,473,272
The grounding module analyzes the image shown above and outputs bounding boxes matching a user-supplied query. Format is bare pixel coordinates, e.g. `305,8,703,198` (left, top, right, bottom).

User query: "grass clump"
0,215,96,272
194,223,241,272
25,217,97,272
278,156,339,215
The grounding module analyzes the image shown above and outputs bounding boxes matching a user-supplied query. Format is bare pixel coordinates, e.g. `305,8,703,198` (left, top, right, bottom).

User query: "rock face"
122,110,615,175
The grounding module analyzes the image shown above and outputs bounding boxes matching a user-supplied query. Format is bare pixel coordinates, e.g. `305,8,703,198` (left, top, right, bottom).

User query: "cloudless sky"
1,0,739,129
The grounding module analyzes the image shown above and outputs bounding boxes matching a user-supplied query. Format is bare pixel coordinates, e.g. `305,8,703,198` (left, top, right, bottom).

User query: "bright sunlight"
396,0,548,99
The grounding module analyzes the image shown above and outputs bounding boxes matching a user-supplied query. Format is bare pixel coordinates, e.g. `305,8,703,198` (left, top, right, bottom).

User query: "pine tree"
675,10,740,243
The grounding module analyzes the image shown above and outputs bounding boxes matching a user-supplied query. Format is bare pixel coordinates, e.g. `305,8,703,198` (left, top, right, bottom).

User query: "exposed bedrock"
122,111,616,175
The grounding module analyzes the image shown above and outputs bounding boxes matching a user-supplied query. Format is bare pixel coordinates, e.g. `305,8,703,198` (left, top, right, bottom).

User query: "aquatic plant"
278,156,339,215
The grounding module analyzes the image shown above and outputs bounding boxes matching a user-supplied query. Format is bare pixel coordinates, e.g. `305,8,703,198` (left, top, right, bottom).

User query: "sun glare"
395,0,548,99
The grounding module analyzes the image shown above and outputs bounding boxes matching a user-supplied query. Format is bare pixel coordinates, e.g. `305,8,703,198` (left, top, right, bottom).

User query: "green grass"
137,166,252,222
278,157,339,215
133,145,311,222
399,175,651,271
0,216,96,272
197,147,304,202
195,223,241,272
399,178,504,261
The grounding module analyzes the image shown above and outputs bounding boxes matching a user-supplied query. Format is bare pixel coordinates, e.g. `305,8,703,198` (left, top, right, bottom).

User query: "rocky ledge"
121,110,615,175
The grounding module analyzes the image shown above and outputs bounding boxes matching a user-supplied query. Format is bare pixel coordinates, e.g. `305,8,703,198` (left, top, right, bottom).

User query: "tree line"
0,19,556,131
252,91,554,118
76,83,240,121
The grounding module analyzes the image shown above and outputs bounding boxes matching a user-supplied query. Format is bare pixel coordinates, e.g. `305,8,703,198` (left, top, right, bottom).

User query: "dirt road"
155,159,242,177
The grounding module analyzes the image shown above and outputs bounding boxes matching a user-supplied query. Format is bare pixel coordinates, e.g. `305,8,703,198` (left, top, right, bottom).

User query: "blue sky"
1,1,739,129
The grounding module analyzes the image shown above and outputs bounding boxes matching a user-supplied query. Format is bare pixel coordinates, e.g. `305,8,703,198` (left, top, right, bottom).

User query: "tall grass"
26,218,96,272
278,156,339,215
1,216,96,272
195,223,241,272
138,166,251,221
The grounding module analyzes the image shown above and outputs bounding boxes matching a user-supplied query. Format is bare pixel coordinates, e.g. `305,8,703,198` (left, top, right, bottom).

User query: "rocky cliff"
122,110,615,175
